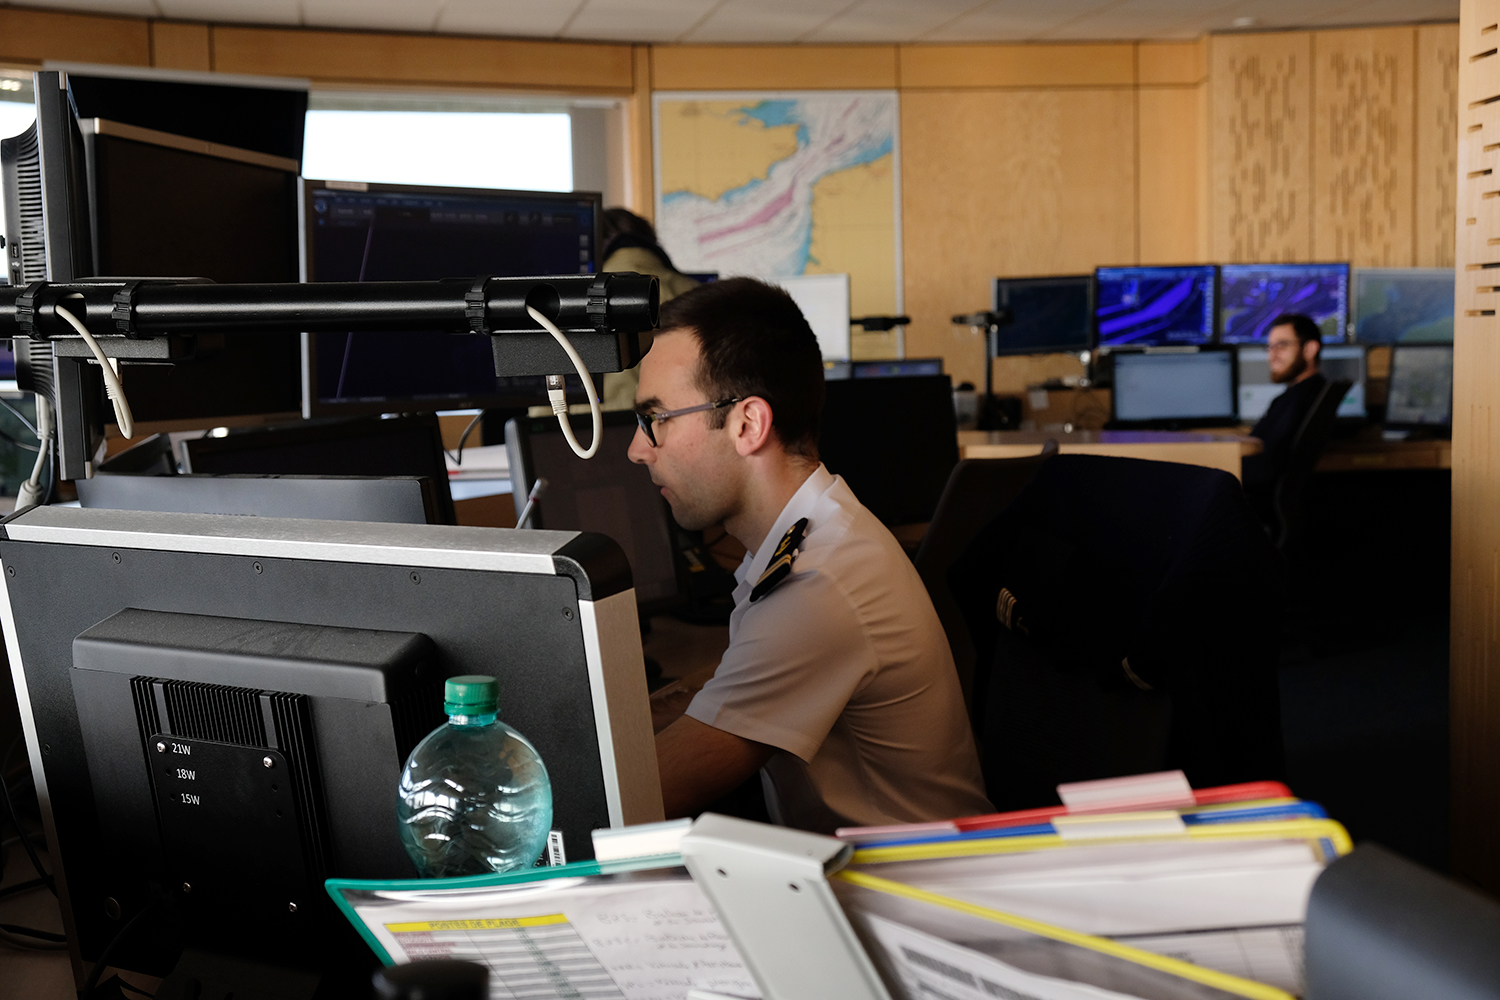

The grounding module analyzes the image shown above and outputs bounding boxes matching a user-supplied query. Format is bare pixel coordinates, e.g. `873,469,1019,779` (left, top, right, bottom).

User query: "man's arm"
655,715,775,818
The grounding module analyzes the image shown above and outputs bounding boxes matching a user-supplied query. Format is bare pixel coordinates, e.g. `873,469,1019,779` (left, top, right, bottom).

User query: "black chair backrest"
949,453,1286,810
913,443,1058,718
1272,377,1352,553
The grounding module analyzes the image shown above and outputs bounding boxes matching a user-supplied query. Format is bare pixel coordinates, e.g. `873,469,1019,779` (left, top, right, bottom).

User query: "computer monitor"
991,275,1094,355
1219,262,1350,344
505,411,682,611
778,273,851,363
301,180,602,417
0,505,661,992
1110,349,1236,427
80,117,305,424
820,372,959,525
182,414,457,525
1236,344,1366,422
1352,267,1455,343
1094,265,1217,348
1385,344,1454,428
76,473,443,525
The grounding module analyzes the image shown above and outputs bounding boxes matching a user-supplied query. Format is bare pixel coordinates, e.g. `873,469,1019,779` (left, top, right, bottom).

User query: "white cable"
56,296,133,440
527,304,601,460
14,395,50,509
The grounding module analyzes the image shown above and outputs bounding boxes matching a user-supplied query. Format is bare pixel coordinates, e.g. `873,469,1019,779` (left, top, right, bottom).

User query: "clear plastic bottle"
396,675,553,877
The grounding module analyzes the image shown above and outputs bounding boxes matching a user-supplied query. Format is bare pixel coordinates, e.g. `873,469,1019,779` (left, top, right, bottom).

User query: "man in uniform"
630,277,991,829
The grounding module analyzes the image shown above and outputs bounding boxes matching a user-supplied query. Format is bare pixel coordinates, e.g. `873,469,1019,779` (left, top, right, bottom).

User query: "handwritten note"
345,872,761,1000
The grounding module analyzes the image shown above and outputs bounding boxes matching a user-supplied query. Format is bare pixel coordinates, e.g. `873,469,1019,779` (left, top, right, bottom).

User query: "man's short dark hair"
1271,313,1322,363
656,277,825,458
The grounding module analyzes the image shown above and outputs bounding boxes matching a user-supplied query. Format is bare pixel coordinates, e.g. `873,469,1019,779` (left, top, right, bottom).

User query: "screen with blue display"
1352,267,1454,343
1219,263,1349,343
1095,266,1217,347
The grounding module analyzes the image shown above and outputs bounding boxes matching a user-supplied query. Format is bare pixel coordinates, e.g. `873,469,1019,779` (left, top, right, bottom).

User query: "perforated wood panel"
1419,24,1460,267
1453,0,1500,894
1312,27,1415,266
1210,32,1314,263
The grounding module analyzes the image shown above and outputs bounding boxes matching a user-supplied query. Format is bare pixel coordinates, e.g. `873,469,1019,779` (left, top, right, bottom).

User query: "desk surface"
958,430,1261,481
1318,437,1452,472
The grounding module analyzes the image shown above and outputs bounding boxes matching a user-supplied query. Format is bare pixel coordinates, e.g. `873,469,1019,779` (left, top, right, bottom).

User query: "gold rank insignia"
749,517,808,603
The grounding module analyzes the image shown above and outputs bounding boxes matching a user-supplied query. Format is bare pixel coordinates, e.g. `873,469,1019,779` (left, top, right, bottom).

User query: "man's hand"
655,715,775,818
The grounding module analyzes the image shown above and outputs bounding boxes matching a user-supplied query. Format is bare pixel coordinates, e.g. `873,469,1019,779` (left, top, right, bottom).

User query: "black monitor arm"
0,272,660,480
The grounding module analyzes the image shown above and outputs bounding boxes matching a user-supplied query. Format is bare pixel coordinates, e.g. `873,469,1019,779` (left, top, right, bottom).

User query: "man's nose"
627,425,653,465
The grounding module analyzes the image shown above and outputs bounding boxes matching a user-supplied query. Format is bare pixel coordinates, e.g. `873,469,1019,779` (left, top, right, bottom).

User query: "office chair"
948,454,1286,810
912,442,1059,720
1271,377,1353,554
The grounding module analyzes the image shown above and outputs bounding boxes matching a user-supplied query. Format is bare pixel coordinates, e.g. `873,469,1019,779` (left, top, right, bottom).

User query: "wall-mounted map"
653,91,902,318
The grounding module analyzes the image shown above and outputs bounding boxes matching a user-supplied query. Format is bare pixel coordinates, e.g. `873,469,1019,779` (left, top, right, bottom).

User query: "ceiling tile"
561,0,720,42
918,0,1120,42
803,0,987,42
15,0,161,15
435,0,583,37
1296,0,1457,25
682,0,852,43
154,0,303,26
301,0,444,33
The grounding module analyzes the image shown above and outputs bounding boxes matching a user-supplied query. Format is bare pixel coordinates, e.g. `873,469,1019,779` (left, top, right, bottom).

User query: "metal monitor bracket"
0,272,659,481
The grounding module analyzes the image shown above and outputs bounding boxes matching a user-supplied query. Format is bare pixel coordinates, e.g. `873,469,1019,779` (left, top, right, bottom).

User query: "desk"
1317,438,1452,472
958,430,1262,481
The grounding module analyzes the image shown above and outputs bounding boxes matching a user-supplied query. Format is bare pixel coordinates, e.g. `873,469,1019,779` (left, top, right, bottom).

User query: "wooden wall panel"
150,22,211,72
1418,23,1460,266
1139,86,1206,263
1453,0,1500,895
0,8,150,67
1312,27,1415,266
651,45,897,91
209,27,634,92
1210,32,1313,262
1139,40,1208,86
901,88,1138,390
898,43,1135,89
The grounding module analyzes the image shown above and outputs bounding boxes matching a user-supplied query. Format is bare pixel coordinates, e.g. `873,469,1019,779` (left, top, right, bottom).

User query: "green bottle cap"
444,675,498,716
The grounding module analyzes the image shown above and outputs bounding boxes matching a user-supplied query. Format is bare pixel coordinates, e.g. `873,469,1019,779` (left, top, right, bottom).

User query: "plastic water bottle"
396,675,553,877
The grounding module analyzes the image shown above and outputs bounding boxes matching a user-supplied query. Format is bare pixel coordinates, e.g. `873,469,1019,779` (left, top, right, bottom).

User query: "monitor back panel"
1111,350,1236,425
183,415,455,524
506,412,681,610
820,373,959,525
76,473,439,525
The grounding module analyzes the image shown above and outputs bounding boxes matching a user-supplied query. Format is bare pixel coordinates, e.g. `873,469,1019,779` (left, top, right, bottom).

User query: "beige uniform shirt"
685,464,992,828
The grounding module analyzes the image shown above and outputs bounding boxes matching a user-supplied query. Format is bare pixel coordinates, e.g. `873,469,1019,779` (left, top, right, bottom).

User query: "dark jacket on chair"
949,454,1286,811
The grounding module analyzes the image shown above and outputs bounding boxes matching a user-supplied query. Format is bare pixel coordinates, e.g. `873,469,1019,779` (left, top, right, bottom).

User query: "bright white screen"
777,273,851,362
302,110,572,192
0,102,35,142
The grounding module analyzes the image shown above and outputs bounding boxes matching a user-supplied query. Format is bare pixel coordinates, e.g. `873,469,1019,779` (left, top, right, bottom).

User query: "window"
0,72,35,141
302,93,573,192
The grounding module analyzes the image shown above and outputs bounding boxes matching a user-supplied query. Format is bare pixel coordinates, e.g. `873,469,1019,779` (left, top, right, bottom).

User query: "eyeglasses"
634,398,742,447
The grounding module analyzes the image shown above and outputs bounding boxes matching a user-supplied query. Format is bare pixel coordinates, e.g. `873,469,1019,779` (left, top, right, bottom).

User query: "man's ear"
731,396,776,457
1305,339,1320,366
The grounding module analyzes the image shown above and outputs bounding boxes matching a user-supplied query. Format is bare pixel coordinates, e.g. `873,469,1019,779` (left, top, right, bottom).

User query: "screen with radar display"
1219,263,1349,343
1095,266,1217,347
1352,268,1455,344
1386,345,1453,427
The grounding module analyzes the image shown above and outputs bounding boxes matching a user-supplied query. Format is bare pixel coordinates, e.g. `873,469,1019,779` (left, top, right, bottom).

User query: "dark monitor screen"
505,411,680,610
182,414,455,524
1111,350,1236,424
1236,344,1366,422
1353,267,1455,344
85,120,304,423
0,342,14,379
1386,344,1454,427
820,373,958,525
991,275,1094,355
303,181,601,416
1219,262,1349,343
1095,266,1217,347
